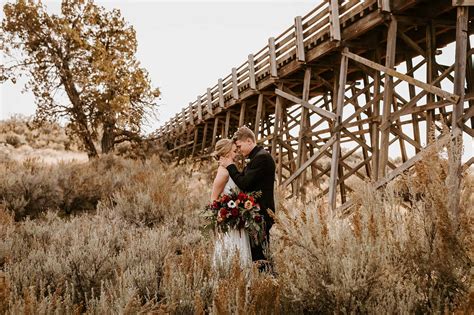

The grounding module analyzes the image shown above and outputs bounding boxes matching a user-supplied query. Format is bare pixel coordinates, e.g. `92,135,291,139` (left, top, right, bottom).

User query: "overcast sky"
0,0,318,132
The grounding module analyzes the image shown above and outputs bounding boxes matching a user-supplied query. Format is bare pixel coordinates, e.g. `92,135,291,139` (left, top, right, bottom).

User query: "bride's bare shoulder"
217,165,229,176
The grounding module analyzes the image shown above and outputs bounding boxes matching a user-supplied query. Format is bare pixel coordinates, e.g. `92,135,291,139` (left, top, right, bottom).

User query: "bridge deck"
156,0,473,213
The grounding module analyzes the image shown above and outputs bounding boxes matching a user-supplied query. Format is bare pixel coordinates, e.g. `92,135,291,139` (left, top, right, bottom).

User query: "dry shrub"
273,144,472,314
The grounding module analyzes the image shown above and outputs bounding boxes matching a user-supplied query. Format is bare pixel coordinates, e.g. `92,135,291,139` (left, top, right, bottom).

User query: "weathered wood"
201,122,208,153
207,88,213,116
268,37,278,77
254,94,264,138
452,0,474,6
232,68,239,100
379,17,397,178
239,102,246,127
294,16,306,62
329,49,348,212
224,111,231,138
211,117,219,148
275,88,337,120
218,79,225,108
329,0,341,41
197,96,203,122
342,51,459,104
248,54,257,90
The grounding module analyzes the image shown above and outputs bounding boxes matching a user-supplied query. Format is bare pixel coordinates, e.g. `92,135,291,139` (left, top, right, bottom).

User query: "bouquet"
203,188,265,245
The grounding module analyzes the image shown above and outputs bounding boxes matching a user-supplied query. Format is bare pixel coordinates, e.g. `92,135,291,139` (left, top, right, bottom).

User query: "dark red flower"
221,195,231,203
249,196,255,204
254,215,262,223
231,208,239,218
237,192,248,201
212,201,219,209
219,208,228,218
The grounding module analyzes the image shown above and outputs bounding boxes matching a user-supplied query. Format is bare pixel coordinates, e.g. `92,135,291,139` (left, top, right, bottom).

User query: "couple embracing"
210,126,276,270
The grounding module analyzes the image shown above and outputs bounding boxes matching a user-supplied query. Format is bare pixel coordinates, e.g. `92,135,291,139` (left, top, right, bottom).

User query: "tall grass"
0,148,472,313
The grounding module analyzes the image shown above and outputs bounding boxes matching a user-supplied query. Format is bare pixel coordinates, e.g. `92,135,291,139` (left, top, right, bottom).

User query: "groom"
219,126,276,263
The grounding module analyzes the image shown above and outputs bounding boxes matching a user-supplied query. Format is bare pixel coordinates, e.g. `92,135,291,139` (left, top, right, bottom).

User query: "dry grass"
0,144,472,314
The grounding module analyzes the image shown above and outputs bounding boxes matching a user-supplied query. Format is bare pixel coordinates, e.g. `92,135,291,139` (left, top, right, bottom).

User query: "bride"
210,139,252,268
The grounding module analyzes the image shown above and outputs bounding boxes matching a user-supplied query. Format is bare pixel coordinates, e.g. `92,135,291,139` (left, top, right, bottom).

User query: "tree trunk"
101,121,115,154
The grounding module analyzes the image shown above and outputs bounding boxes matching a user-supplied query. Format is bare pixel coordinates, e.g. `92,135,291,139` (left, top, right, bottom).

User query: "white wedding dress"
212,176,252,269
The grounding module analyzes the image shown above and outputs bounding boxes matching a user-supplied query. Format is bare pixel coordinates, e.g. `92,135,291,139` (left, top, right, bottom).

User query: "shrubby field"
0,143,472,314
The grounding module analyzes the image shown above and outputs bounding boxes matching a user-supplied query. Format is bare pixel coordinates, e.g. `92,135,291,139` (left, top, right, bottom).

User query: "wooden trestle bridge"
156,0,474,212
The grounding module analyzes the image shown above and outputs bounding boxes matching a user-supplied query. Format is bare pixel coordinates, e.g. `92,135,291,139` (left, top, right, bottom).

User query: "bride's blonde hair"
212,139,233,161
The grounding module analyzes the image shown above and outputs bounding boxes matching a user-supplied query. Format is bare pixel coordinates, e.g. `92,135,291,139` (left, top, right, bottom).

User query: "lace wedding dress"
212,176,252,269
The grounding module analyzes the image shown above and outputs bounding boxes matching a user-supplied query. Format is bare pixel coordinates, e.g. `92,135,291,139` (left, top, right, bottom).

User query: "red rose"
221,195,231,203
254,215,262,223
237,192,247,201
249,196,255,204
219,208,228,218
212,201,219,209
231,208,239,218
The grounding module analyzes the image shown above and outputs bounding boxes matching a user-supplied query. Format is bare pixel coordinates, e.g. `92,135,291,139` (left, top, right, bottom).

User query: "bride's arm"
210,167,229,202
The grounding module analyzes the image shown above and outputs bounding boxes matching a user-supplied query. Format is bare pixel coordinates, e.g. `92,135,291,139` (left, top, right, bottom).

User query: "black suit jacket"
227,146,276,222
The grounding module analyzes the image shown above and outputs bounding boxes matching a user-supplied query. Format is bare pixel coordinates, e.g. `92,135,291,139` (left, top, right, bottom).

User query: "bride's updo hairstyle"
212,139,233,161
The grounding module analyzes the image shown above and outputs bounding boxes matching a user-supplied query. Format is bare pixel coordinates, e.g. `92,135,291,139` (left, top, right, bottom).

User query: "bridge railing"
157,0,376,138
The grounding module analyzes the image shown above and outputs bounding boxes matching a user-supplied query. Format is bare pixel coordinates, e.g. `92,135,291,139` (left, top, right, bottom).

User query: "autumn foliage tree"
1,0,160,158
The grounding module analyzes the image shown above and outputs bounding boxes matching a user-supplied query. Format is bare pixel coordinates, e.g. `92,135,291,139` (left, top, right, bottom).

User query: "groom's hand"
219,156,233,168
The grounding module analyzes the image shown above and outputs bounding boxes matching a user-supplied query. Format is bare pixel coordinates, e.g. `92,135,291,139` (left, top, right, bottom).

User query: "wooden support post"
268,37,278,77
254,94,264,139
329,0,341,41
248,54,257,90
296,67,312,196
211,117,219,149
451,6,469,222
197,95,203,122
218,78,225,108
188,103,194,125
379,17,397,178
272,93,283,158
232,67,239,100
328,49,348,212
239,102,246,127
201,122,208,154
207,88,213,116
405,56,421,153
426,22,436,144
191,128,199,157
378,0,391,12
294,16,306,62
224,111,231,138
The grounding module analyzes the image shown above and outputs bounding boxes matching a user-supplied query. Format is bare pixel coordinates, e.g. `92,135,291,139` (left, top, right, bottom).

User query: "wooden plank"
329,50,348,212
379,17,397,178
283,134,337,187
453,6,469,132
342,51,460,104
248,54,257,90
453,0,474,6
294,16,306,62
254,94,263,138
211,117,219,149
197,96,203,122
275,88,337,120
218,79,225,108
191,128,199,157
268,37,278,77
239,102,246,127
207,88,213,116
224,110,231,138
188,103,194,125
329,0,341,41
201,122,208,153
379,0,391,12
232,67,239,100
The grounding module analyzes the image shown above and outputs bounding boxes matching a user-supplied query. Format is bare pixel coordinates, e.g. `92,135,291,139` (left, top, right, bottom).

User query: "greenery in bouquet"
202,188,265,244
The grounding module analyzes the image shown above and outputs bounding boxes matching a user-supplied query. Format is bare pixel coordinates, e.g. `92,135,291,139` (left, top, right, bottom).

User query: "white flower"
245,158,251,164
227,200,237,208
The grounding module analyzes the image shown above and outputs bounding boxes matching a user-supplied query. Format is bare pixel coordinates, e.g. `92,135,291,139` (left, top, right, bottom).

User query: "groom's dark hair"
232,126,256,143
